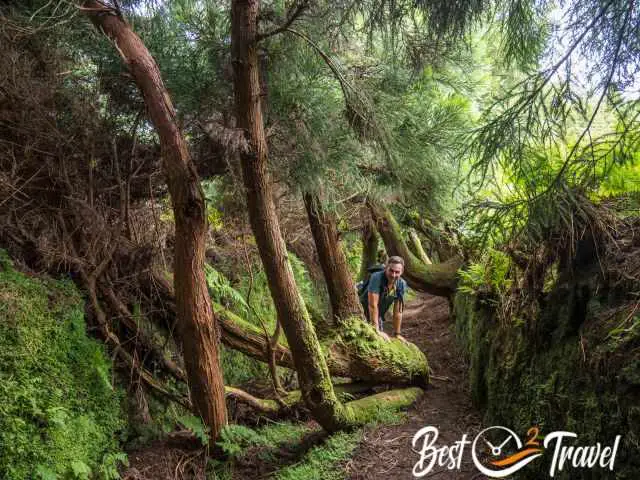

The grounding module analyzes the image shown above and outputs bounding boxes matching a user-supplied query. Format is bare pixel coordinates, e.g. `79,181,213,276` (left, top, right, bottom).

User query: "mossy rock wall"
454,267,640,479
0,251,126,479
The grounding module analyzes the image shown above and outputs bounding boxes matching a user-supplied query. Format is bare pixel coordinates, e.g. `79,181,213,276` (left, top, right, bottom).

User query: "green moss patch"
0,251,126,479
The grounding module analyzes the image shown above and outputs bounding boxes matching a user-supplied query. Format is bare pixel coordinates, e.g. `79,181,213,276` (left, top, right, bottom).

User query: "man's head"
385,256,404,283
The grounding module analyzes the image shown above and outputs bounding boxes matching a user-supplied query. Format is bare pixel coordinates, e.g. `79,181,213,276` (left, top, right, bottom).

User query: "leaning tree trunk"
358,219,380,282
83,2,227,442
231,0,423,431
304,192,362,325
408,228,432,265
231,0,348,431
368,200,462,297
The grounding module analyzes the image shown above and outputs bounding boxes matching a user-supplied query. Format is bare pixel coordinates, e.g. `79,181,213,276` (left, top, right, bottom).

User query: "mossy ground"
0,251,126,479
210,405,408,479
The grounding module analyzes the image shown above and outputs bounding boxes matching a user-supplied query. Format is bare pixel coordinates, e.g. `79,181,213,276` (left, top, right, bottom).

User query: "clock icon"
471,426,542,478
480,426,522,456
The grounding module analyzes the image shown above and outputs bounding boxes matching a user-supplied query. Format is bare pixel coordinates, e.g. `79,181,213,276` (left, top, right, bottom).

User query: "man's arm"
392,298,408,342
368,291,380,329
392,301,402,336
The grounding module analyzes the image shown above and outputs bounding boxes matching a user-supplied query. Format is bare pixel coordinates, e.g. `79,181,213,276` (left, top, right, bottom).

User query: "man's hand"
378,331,391,342
392,332,408,343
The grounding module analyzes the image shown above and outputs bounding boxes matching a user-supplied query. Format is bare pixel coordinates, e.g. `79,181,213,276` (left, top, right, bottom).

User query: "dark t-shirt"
361,271,406,321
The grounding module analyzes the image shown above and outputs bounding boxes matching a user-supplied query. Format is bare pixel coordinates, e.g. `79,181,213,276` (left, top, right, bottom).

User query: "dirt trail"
345,294,487,479
122,294,488,479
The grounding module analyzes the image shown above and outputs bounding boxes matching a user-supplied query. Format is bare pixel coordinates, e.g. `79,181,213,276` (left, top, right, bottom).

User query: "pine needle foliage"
462,0,640,251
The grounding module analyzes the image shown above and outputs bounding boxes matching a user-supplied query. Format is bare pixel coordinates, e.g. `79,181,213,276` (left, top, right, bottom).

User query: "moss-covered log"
344,387,423,417
227,384,424,423
224,383,380,414
369,201,462,297
215,306,429,386
143,272,429,387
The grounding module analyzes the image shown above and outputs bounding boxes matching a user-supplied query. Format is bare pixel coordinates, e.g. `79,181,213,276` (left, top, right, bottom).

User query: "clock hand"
484,439,497,450
497,436,513,450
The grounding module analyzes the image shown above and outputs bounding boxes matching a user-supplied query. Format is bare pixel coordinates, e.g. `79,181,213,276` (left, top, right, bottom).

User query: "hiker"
357,256,407,342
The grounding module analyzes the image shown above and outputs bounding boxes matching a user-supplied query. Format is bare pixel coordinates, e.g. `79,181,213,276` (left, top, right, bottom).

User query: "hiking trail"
345,293,487,479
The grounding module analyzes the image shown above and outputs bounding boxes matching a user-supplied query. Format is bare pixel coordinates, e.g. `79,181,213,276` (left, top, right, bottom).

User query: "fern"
204,263,250,316
459,249,512,297
98,453,128,480
177,414,210,446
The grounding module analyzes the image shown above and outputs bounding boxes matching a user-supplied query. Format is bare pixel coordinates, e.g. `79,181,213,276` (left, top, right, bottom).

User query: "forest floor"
122,294,487,479
344,294,487,480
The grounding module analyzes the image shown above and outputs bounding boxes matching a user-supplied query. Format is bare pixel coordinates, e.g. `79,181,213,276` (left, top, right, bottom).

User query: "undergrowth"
207,249,325,387
0,250,126,479
458,248,511,301
209,403,407,480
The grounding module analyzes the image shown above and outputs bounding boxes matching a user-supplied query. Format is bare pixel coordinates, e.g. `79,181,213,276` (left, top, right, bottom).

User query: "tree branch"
256,1,309,41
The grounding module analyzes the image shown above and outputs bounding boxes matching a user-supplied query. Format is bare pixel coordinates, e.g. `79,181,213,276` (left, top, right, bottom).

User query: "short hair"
386,256,404,268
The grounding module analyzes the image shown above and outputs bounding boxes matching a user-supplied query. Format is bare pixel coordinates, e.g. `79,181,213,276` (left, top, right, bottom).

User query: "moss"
453,277,640,479
342,387,423,424
0,251,126,479
274,430,361,480
216,422,313,459
333,317,429,382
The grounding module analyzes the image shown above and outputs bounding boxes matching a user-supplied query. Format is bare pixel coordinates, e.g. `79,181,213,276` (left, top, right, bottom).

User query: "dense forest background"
1,0,639,478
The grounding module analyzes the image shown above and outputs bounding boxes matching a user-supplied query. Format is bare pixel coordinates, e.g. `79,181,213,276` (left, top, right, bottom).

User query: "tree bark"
368,200,462,297
231,0,424,431
358,220,380,281
304,192,362,325
232,0,350,431
83,2,227,442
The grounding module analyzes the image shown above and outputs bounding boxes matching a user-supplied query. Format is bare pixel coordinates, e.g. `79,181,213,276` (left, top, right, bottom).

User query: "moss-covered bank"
0,251,126,479
454,264,640,479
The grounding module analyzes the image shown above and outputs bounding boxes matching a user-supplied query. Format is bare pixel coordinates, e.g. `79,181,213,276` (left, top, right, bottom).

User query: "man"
359,256,407,341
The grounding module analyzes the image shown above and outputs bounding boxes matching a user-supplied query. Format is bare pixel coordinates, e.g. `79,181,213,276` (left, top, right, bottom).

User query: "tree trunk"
408,228,432,265
304,192,362,325
231,0,351,431
358,220,380,281
231,0,424,431
368,200,462,297
83,2,227,442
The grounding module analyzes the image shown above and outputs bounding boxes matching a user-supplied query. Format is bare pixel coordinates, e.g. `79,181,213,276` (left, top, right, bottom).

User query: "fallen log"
145,272,429,387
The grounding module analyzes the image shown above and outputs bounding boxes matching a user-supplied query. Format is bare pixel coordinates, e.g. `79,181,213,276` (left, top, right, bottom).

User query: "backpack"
356,264,385,298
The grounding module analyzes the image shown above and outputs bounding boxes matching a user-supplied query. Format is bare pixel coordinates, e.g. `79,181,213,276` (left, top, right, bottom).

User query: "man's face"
385,263,403,283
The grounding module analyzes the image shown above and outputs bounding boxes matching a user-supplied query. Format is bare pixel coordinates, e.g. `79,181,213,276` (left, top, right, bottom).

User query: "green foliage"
206,252,323,387
205,263,250,317
341,232,364,281
203,179,226,231
274,431,361,480
177,414,209,447
98,453,129,480
0,251,126,479
219,344,270,387
216,422,312,459
458,248,512,298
